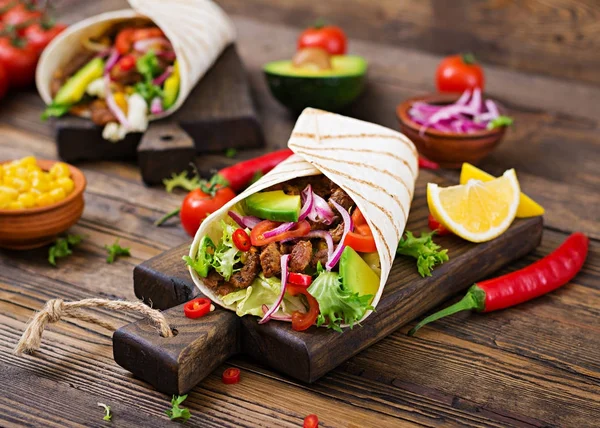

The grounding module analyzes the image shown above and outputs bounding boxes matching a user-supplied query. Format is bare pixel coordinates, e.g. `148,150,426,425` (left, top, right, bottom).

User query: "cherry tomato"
180,187,236,237
115,28,135,54
250,220,311,247
24,22,67,53
3,3,42,33
131,27,164,41
303,414,319,428
436,53,485,93
297,24,347,55
232,228,251,252
116,54,136,71
428,213,451,236
183,297,212,319
287,285,319,331
0,37,38,88
288,272,312,287
0,62,8,100
222,367,240,384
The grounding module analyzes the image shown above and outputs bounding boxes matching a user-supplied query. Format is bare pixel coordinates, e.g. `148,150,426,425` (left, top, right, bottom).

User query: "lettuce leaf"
396,231,449,277
212,220,242,281
307,270,373,332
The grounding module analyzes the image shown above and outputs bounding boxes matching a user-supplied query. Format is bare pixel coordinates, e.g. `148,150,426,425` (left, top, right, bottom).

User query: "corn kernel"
17,192,36,208
31,177,50,192
0,186,19,206
35,193,54,207
5,177,30,193
49,187,67,203
7,201,24,210
55,177,75,194
49,162,71,179
19,156,37,167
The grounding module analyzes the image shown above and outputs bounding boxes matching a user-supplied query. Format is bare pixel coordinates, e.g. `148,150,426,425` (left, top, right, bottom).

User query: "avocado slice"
340,246,379,303
244,190,301,222
54,57,105,106
263,55,367,112
162,60,180,109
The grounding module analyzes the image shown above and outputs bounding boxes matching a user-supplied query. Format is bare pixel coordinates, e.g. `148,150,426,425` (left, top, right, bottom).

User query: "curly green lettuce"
211,221,242,281
307,269,373,332
396,231,449,277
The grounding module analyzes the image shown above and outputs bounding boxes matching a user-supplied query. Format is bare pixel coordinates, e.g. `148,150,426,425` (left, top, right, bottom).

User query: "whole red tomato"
0,0,18,16
436,53,485,93
298,24,347,55
3,3,42,33
24,22,67,53
0,37,38,88
180,187,236,237
0,62,8,100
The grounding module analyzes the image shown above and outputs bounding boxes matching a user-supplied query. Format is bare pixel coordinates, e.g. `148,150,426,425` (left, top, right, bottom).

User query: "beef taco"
36,0,235,141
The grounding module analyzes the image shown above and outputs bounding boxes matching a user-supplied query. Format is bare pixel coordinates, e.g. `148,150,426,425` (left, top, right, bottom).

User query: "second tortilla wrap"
189,108,418,325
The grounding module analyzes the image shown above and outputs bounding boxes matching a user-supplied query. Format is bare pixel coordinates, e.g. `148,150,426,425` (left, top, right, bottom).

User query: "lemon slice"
460,163,544,218
427,169,520,243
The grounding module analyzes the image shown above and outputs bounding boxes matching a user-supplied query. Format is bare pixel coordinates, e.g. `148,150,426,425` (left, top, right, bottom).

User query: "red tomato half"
303,414,319,428
0,37,38,88
24,22,67,53
436,53,485,93
298,25,347,55
180,187,236,237
222,367,240,384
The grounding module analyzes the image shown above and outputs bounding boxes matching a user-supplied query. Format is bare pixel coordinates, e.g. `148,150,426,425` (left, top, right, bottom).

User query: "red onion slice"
261,304,292,321
228,211,261,229
133,37,172,53
156,50,176,61
104,49,120,72
150,97,163,115
103,74,129,128
263,222,295,238
153,66,173,86
299,184,314,221
325,201,353,271
259,254,289,324
306,230,334,260
455,89,471,106
308,193,335,225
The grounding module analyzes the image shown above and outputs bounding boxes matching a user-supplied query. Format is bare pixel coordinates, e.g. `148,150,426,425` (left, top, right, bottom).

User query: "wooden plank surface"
0,0,598,427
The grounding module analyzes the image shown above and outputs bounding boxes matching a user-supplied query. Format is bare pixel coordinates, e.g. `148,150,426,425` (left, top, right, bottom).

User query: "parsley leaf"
98,402,112,421
165,394,191,422
224,148,237,158
135,50,164,103
487,115,514,130
48,234,83,267
396,231,449,277
163,170,202,193
105,239,131,264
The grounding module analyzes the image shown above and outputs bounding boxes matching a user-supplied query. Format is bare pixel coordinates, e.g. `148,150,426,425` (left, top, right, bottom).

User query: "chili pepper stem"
408,284,485,336
154,207,181,226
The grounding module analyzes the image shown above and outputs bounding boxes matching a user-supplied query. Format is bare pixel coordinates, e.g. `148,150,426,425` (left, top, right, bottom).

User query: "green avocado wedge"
244,190,301,222
263,55,367,112
339,246,379,304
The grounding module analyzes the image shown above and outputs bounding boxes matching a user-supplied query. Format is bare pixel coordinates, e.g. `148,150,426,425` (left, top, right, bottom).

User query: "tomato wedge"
351,207,367,226
115,28,135,54
183,298,212,319
288,272,312,287
222,367,240,384
250,220,311,246
287,285,319,331
232,228,251,251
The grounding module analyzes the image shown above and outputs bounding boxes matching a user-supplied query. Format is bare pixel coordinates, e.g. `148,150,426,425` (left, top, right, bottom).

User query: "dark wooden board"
52,45,264,184
115,174,544,394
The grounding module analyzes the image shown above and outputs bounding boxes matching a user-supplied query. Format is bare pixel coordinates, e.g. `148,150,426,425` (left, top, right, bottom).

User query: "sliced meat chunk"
230,247,260,289
260,243,281,278
279,241,294,255
311,239,329,268
216,283,235,296
329,187,353,212
289,240,312,273
330,222,345,244
203,270,224,290
89,99,117,126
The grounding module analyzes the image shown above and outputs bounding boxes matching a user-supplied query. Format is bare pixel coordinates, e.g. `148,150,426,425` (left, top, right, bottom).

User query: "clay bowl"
396,93,506,168
0,160,86,250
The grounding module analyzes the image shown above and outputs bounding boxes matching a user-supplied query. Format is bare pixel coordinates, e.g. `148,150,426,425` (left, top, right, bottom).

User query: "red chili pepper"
222,367,240,384
117,54,136,71
183,297,212,319
303,414,319,428
428,213,451,236
418,157,439,170
232,228,251,251
288,272,312,287
216,149,293,192
409,232,589,336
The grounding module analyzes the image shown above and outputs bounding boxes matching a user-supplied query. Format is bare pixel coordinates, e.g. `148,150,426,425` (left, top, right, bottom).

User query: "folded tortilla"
36,0,235,120
189,108,418,325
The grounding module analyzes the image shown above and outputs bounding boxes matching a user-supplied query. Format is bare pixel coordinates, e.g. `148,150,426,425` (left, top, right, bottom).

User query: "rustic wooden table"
1,1,599,427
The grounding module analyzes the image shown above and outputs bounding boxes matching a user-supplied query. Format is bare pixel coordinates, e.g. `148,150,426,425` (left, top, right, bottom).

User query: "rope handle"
14,298,173,356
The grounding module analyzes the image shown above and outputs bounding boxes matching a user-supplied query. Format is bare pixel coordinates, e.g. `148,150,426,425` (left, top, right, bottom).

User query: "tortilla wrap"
36,0,235,120
189,108,418,325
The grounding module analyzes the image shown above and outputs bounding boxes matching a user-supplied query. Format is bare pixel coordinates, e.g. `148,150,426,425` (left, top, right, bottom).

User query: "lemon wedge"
427,169,520,243
460,163,544,218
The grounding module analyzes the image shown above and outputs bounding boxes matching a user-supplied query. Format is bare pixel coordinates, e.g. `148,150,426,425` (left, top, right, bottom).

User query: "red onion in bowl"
259,254,290,324
325,200,353,270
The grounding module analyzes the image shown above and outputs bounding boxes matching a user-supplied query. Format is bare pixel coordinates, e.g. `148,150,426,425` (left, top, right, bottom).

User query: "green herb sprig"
48,234,83,267
165,395,191,422
98,403,112,422
105,239,131,264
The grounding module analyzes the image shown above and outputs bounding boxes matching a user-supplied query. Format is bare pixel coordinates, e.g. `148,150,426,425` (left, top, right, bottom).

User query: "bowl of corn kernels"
0,156,86,250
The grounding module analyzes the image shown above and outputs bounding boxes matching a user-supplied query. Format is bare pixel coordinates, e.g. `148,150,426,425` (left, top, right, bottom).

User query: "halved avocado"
263,55,367,112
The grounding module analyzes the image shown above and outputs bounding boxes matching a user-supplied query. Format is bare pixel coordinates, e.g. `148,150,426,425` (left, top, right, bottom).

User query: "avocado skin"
264,72,366,113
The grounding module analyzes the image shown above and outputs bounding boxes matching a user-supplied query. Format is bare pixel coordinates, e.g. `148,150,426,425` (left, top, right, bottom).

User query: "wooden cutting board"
51,45,264,185
112,174,543,395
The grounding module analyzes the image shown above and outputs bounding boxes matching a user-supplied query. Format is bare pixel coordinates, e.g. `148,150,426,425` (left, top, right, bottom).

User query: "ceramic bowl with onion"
0,159,86,250
396,91,510,168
